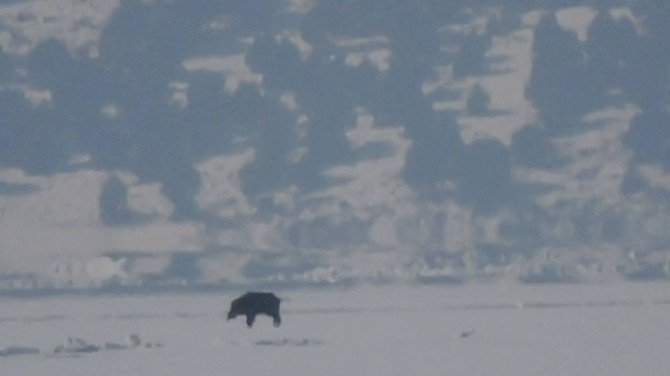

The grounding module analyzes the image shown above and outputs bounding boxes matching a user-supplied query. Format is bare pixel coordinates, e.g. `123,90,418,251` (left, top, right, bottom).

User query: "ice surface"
1,282,670,375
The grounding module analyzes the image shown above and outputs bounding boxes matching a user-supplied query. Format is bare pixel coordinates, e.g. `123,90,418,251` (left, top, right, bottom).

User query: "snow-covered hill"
0,0,669,290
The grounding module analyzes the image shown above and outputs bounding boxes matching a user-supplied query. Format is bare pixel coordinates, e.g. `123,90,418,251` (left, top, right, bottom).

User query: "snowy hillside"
0,0,669,290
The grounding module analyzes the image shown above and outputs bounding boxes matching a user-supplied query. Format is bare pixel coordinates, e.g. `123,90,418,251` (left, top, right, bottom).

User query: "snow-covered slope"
0,1,669,290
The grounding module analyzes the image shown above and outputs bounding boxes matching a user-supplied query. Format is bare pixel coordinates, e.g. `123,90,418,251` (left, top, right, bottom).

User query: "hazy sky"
0,0,668,289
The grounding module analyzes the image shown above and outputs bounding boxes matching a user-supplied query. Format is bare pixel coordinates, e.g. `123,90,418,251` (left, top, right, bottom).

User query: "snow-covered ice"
1,282,670,375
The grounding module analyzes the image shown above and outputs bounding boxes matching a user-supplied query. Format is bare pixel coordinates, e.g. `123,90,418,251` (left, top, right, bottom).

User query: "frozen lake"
2,281,670,375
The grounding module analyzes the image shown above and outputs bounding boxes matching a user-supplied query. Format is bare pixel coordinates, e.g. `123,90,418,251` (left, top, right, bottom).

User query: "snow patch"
331,35,391,72
0,0,120,54
68,154,91,166
286,0,315,15
514,105,638,207
183,55,263,94
555,7,598,42
609,8,644,35
639,165,670,190
442,8,501,36
101,103,120,119
344,49,391,71
169,82,189,109
22,87,52,106
276,31,312,60
126,181,175,219
280,91,299,111
195,148,257,219
315,108,414,221
455,19,537,145
108,222,204,254
86,257,126,283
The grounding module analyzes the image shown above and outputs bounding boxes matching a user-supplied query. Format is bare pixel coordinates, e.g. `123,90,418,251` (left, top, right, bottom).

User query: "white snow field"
1,282,670,376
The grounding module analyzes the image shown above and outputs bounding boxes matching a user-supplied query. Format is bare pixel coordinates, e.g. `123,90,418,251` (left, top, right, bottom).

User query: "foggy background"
0,0,668,292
